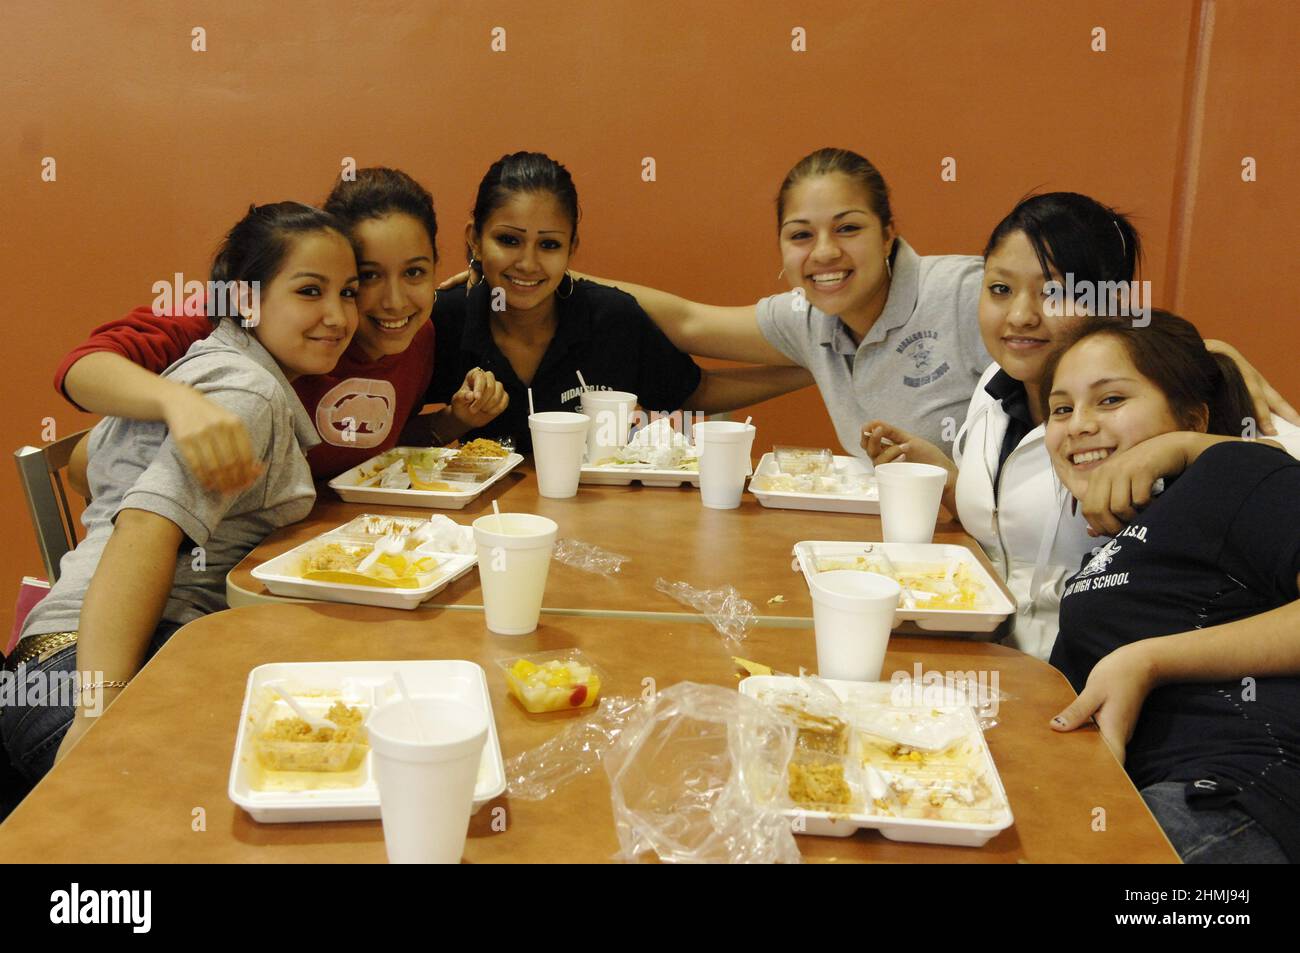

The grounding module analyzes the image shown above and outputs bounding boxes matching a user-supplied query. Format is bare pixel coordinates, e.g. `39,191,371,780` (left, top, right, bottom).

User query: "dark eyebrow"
357,256,434,267
985,266,1040,278
289,272,360,285
498,224,567,235
780,209,871,229
1049,377,1137,399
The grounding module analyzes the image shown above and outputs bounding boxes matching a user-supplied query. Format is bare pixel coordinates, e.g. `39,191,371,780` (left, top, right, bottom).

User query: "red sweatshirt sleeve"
54,305,216,410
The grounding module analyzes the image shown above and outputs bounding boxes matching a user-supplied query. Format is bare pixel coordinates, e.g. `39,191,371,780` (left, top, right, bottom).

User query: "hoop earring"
468,254,483,288
556,271,576,299
885,255,892,279
431,288,439,309
777,267,786,281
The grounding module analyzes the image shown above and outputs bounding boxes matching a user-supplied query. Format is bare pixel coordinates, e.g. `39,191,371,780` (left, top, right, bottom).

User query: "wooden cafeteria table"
0,603,1178,863
226,460,1015,627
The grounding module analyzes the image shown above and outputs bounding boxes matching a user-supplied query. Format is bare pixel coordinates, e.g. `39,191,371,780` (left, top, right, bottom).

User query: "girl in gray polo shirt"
590,148,990,456
1,202,360,797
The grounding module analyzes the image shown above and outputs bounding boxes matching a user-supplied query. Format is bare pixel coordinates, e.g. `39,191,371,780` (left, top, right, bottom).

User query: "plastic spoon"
576,370,589,392
271,685,332,731
392,671,427,742
865,544,929,609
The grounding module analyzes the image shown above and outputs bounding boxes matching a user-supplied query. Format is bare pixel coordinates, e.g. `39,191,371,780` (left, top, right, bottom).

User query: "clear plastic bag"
553,538,629,576
654,577,756,642
603,682,801,864
504,696,643,801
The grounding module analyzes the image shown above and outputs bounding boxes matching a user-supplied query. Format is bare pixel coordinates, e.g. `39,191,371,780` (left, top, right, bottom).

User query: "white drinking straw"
492,499,504,534
576,370,588,392
744,416,752,426
392,671,426,742
528,387,535,416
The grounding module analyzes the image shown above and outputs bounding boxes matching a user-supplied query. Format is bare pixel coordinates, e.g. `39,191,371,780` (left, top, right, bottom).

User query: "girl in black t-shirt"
1040,310,1300,863
423,152,812,450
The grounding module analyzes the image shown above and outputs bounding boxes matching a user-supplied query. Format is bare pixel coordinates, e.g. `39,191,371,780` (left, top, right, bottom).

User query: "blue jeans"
0,621,182,809
1141,781,1289,864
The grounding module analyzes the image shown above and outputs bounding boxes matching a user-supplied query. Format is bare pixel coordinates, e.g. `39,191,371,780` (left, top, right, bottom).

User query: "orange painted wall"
2,1,1295,631
1175,1,1300,390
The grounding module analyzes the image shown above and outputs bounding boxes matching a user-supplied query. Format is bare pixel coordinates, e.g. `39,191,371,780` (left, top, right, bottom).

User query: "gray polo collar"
815,237,921,356
210,319,321,451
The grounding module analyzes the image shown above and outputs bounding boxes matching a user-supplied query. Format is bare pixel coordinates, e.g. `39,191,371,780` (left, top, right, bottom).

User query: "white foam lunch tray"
749,452,880,514
792,541,1015,632
228,660,506,823
250,517,477,610
328,447,524,509
740,676,1014,847
579,459,701,487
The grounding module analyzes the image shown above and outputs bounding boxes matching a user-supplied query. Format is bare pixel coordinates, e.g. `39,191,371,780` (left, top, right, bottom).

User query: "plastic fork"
356,533,405,574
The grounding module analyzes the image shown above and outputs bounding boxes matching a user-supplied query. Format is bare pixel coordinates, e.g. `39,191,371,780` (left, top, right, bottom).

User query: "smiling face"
1045,335,1191,499
350,213,437,361
467,191,575,316
778,173,894,332
979,230,1089,396
250,229,359,379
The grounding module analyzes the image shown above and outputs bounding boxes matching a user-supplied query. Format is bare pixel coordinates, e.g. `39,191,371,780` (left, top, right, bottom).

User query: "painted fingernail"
1051,716,1067,727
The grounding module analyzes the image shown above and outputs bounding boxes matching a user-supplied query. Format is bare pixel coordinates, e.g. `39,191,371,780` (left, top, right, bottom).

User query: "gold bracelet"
79,680,129,694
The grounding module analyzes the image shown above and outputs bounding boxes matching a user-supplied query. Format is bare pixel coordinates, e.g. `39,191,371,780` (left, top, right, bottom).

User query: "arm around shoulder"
581,275,796,365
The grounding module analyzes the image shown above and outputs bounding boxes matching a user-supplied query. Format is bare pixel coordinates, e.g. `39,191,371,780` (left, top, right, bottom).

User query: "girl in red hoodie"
55,168,509,492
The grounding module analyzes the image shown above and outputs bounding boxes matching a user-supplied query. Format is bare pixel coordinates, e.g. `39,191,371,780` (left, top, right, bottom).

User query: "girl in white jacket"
864,193,1300,660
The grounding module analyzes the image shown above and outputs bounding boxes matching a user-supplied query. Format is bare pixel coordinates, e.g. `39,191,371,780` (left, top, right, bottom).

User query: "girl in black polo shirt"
424,152,812,451
1042,311,1300,863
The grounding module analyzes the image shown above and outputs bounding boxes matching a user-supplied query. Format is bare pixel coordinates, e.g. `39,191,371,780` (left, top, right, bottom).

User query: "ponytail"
1207,352,1256,437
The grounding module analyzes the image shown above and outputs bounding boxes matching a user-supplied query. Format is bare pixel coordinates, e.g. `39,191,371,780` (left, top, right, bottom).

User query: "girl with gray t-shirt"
1,202,360,797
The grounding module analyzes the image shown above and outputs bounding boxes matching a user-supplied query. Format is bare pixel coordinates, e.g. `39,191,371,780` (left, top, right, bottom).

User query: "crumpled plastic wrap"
504,696,643,801
603,682,801,864
885,670,1008,731
552,538,629,576
654,578,756,641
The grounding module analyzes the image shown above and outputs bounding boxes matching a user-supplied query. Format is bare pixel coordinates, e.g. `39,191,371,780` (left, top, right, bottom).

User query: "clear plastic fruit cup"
495,649,605,713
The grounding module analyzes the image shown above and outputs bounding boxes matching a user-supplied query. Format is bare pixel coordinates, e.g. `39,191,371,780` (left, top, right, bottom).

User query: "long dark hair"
468,151,580,271
209,201,357,324
1040,310,1254,437
323,167,439,262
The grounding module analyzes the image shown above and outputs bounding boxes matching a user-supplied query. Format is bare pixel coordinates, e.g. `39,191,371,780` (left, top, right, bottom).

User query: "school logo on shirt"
1063,536,1136,597
315,378,397,448
1077,539,1122,577
896,330,951,388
